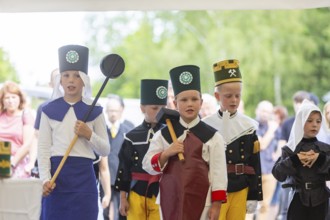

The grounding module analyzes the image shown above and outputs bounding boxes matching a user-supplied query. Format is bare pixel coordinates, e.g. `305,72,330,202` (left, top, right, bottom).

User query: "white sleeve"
207,133,228,192
89,113,110,156
142,130,169,175
37,112,52,182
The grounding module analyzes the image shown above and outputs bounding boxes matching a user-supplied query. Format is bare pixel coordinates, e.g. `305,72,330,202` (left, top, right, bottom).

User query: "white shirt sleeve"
38,112,52,182
203,132,228,192
89,113,110,156
142,130,169,175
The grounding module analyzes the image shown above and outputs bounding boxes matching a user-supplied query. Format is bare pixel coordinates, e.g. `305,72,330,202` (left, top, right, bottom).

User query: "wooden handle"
50,135,79,186
165,118,184,161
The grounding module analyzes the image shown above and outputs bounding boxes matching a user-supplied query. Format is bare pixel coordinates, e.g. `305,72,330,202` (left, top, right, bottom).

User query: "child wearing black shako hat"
116,79,168,220
38,45,110,220
143,65,227,220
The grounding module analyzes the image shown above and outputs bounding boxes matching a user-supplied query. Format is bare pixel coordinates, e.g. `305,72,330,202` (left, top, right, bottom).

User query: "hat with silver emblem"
58,44,89,74
169,65,200,96
140,79,168,105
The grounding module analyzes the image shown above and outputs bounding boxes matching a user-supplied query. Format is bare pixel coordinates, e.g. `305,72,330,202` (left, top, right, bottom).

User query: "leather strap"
227,163,256,175
282,181,325,190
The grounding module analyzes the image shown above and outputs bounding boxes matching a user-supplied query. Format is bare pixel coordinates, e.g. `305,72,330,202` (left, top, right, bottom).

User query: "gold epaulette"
253,140,260,154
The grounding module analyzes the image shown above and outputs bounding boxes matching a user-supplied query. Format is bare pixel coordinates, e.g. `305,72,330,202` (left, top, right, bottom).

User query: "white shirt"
38,104,110,182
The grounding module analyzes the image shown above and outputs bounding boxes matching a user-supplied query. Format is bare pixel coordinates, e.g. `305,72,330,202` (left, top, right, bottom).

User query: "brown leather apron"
160,132,209,220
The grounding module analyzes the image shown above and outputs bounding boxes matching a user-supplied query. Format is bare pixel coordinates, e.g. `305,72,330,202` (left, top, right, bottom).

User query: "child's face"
60,70,84,100
214,82,242,114
141,105,165,124
303,111,322,139
174,90,202,124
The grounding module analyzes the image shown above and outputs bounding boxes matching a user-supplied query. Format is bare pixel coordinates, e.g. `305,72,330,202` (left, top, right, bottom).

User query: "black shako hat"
213,59,242,86
140,79,168,105
169,65,201,96
58,45,89,74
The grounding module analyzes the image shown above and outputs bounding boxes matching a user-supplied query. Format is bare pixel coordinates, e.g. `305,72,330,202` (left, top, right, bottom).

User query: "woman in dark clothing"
272,100,330,220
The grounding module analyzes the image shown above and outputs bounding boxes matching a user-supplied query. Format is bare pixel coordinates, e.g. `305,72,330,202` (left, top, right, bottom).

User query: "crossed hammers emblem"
228,69,236,77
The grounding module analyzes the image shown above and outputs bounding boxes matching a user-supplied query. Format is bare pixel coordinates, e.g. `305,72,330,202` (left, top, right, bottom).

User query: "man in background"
255,100,279,220
102,94,134,220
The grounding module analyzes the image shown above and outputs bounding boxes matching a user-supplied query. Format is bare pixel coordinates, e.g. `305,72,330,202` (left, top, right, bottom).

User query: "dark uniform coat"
203,110,263,201
115,120,163,198
272,138,330,207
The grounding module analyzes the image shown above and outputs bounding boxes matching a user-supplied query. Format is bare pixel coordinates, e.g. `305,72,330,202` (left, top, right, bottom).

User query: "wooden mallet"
50,54,125,186
156,107,184,161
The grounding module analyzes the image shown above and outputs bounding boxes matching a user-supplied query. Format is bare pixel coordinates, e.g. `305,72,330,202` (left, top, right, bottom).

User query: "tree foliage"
84,9,330,116
0,48,18,82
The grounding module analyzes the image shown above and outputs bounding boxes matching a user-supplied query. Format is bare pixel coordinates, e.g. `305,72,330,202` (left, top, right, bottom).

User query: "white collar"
179,116,200,129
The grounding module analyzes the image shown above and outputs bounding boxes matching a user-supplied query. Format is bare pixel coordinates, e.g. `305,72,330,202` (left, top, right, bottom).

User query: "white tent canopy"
1,0,330,12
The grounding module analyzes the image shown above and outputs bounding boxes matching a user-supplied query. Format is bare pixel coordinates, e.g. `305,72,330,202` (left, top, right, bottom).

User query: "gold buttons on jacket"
133,151,139,166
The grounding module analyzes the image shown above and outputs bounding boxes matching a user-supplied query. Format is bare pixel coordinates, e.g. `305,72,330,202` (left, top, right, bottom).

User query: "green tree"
0,47,18,82
84,9,330,116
